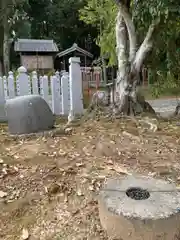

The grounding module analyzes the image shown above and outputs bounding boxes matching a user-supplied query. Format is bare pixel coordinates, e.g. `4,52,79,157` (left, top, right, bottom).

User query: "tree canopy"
0,0,99,73
0,0,179,82
80,0,180,69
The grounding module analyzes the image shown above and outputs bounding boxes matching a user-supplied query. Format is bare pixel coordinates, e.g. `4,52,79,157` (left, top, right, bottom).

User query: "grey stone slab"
6,95,55,135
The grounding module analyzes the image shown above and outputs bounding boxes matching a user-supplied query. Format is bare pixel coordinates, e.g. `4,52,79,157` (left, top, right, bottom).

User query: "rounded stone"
32,71,37,75
6,95,55,135
98,175,180,240
18,66,27,73
8,71,13,75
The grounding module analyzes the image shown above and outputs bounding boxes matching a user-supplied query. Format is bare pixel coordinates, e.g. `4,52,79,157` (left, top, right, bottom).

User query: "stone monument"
6,95,55,135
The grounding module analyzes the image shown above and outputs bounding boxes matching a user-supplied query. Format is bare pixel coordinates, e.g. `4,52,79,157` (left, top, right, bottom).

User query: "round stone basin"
98,175,180,240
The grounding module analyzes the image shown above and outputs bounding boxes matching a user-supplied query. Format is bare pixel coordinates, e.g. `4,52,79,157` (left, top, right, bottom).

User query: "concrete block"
6,95,55,135
98,175,180,240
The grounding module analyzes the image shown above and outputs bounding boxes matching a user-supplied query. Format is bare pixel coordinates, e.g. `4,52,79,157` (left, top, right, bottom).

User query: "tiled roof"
57,43,93,58
14,39,59,52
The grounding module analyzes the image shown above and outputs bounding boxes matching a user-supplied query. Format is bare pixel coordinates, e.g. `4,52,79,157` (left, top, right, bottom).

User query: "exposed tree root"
138,117,158,132
87,90,156,117
118,96,156,116
81,91,180,133
122,131,141,142
174,102,180,116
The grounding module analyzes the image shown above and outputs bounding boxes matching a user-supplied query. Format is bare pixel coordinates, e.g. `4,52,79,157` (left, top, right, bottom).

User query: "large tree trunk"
3,27,10,76
1,0,10,75
0,25,4,75
114,2,159,116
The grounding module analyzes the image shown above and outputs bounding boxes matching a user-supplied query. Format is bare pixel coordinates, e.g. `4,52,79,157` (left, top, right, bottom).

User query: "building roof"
14,39,59,52
56,43,93,58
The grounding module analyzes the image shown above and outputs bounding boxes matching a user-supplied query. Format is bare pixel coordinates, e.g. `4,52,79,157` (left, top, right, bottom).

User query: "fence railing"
81,66,104,89
0,57,84,116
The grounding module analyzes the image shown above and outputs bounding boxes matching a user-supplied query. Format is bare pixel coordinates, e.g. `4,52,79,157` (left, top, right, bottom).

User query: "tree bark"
0,25,4,75
114,1,159,116
3,26,10,76
1,0,10,75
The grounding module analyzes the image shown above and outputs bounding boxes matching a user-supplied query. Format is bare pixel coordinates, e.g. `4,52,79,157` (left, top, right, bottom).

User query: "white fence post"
32,71,39,95
55,70,60,82
0,76,6,121
0,76,5,102
8,71,15,99
40,75,49,105
16,66,30,96
51,74,61,115
69,57,83,115
0,64,85,117
3,76,8,99
61,72,70,115
0,77,4,101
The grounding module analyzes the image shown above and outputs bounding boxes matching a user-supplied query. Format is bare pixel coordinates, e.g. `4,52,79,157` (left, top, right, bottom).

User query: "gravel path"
147,98,180,116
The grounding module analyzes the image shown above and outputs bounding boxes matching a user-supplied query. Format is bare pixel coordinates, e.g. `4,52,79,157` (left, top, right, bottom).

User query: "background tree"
0,0,27,74
0,0,100,74
80,0,180,115
26,0,99,53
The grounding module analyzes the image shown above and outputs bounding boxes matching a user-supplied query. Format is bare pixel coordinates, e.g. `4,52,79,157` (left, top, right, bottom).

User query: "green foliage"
150,71,180,98
147,15,180,96
46,70,55,78
26,0,98,51
80,0,180,96
80,0,180,65
0,0,99,64
13,70,19,79
80,0,117,65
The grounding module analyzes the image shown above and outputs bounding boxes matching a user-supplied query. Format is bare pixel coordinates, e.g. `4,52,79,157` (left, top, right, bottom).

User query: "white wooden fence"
81,66,104,89
0,57,84,117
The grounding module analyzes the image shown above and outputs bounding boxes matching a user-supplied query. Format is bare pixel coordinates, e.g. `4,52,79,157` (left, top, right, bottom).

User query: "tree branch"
116,11,127,75
115,10,129,102
133,19,160,72
118,3,137,62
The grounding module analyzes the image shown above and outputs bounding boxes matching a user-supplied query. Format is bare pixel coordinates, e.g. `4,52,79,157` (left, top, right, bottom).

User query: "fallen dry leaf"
96,175,106,180
76,162,85,167
106,159,113,165
21,228,29,240
115,165,131,175
76,190,84,196
46,183,60,195
2,168,8,175
122,131,141,142
89,185,95,191
0,190,7,198
65,127,73,134
106,164,130,175
13,166,19,172
58,150,67,156
0,159,4,164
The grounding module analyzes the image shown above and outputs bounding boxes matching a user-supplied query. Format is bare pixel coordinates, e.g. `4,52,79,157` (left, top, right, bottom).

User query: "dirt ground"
1,116,180,240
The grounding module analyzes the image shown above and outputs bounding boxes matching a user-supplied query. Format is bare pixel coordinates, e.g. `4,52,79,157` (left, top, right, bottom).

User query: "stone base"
98,175,180,239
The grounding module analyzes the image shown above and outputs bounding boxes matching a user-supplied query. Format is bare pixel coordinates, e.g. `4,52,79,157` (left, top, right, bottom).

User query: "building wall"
21,55,54,70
